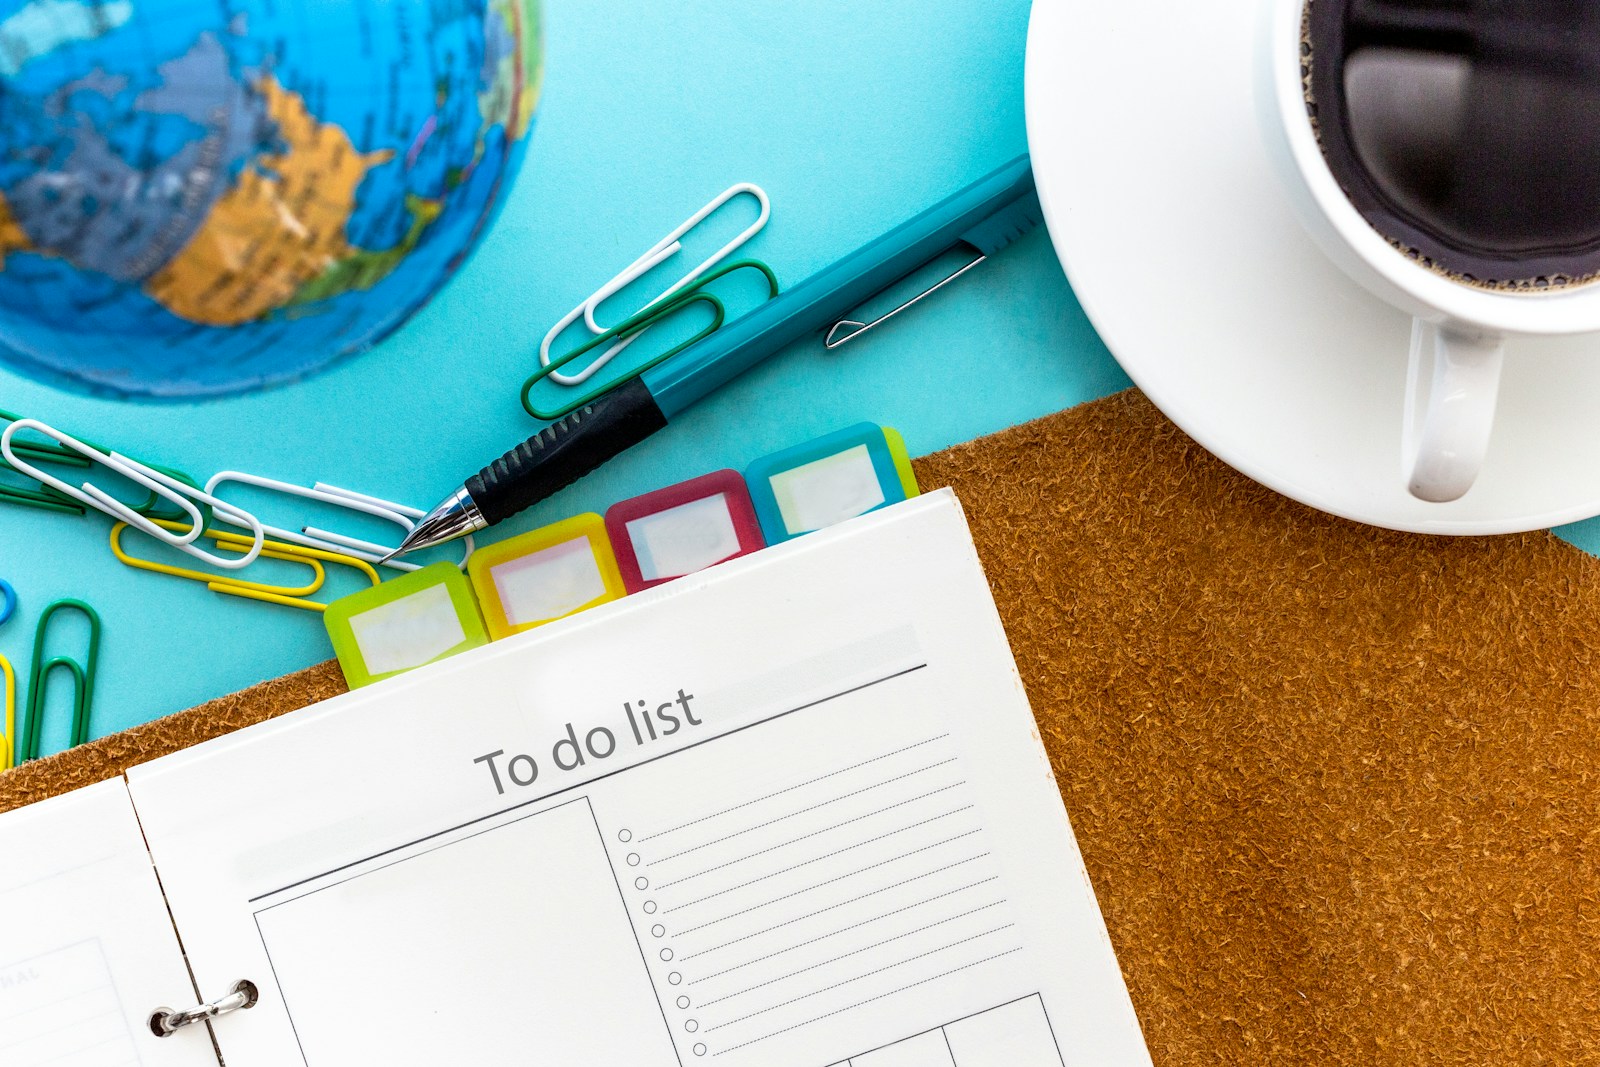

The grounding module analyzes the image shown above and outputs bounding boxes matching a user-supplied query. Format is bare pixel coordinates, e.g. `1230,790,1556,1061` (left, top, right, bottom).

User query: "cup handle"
1403,320,1505,503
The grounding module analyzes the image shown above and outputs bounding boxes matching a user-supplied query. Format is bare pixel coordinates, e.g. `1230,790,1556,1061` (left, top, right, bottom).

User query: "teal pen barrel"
644,155,1035,418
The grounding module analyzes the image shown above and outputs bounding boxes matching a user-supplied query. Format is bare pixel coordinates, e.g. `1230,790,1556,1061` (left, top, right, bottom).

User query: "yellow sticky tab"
468,513,627,640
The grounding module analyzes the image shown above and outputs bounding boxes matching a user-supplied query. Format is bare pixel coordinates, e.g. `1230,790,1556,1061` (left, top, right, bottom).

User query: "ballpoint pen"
384,154,1040,560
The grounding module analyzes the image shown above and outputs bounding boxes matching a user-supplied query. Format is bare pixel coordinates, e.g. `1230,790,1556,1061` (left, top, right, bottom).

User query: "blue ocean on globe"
0,0,542,399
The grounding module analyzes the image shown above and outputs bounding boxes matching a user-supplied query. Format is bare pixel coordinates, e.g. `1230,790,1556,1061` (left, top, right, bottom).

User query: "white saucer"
1024,0,1600,535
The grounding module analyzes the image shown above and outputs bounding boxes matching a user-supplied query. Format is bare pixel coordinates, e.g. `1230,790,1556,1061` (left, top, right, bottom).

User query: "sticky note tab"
745,424,911,543
324,562,489,689
882,426,921,500
605,470,766,592
771,445,885,532
348,583,464,675
467,513,626,639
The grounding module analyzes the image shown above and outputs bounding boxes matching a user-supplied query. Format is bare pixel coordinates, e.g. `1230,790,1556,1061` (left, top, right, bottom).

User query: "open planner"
0,490,1151,1066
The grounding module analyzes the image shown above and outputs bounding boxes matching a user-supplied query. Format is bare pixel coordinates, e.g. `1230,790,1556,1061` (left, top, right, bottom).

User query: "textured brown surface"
4,388,1599,1062
0,660,348,814
915,391,1600,1065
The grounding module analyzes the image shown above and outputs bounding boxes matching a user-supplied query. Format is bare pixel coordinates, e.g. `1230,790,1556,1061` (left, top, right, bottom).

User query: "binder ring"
149,979,259,1036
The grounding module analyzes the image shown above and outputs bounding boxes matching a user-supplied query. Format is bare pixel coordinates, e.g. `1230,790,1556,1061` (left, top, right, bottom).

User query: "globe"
0,0,541,399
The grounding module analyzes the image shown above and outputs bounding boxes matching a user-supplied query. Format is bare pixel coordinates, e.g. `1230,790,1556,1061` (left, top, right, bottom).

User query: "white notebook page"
0,779,218,1067
127,490,1150,1066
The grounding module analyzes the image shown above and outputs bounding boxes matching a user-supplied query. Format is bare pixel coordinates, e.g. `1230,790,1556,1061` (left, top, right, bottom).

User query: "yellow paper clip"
1,654,14,771
111,520,381,613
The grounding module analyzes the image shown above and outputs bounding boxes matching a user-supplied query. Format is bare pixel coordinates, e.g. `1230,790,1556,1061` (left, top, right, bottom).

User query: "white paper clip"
1,419,265,570
539,182,770,386
204,472,474,572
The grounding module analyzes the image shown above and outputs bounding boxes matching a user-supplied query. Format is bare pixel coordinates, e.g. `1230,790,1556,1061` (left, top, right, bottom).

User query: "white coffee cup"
1261,0,1600,503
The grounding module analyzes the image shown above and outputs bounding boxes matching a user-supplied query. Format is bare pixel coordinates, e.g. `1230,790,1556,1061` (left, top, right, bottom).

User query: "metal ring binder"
148,979,259,1036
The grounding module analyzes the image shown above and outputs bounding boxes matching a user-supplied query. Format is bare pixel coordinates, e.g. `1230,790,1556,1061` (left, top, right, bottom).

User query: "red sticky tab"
605,470,766,592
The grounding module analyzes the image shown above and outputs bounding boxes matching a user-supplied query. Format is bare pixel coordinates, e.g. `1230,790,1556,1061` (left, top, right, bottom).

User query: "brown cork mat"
4,388,1600,1063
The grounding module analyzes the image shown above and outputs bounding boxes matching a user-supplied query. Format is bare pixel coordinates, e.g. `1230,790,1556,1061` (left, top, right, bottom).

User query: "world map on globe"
0,0,541,398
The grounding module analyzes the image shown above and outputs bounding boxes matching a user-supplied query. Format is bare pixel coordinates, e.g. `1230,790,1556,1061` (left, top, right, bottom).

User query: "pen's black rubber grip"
468,378,667,526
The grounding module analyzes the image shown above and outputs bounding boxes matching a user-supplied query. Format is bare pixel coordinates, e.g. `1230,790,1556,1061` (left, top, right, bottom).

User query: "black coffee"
1305,0,1600,289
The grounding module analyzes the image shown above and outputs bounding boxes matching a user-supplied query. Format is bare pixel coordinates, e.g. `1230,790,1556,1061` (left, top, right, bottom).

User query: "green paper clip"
521,259,780,422
21,598,102,762
0,407,207,525
0,408,90,468
132,462,213,527
0,474,86,516
0,408,89,515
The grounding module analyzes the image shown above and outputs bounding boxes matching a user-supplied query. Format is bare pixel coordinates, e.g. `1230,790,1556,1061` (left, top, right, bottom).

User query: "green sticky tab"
881,426,920,499
324,562,488,689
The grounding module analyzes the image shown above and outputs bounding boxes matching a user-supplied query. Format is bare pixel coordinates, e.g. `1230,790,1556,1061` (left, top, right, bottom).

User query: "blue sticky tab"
744,424,907,543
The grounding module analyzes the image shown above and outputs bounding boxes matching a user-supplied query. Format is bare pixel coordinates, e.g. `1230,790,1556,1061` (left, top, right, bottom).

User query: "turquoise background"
1,0,1595,755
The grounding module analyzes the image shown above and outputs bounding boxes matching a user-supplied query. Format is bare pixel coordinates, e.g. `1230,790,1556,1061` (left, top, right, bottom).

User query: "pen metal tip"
382,488,487,564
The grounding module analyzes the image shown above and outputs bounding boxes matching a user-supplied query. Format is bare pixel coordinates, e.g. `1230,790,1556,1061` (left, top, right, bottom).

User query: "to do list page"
127,491,1152,1066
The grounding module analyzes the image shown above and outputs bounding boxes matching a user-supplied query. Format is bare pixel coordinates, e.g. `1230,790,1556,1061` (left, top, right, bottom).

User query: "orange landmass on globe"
0,191,31,269
145,76,392,326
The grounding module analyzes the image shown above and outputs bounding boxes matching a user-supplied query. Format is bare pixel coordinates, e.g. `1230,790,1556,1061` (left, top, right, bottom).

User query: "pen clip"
825,172,1041,351
824,250,988,350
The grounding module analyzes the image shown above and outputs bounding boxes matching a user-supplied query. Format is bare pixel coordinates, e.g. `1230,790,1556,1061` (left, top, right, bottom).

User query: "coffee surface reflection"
1307,0,1600,289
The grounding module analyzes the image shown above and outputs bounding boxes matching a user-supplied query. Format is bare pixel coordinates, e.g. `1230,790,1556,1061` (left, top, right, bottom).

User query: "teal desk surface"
1,0,1596,753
